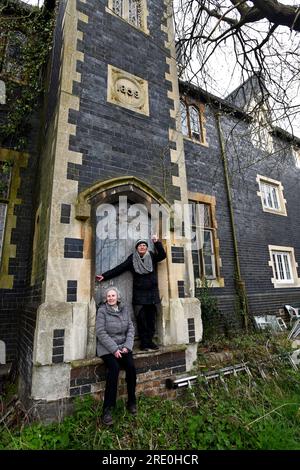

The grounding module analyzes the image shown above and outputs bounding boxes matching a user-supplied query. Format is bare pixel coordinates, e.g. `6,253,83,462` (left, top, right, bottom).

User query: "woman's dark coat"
102,241,166,305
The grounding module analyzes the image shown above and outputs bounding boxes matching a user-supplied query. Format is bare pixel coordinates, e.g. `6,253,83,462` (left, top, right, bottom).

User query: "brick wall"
70,347,186,401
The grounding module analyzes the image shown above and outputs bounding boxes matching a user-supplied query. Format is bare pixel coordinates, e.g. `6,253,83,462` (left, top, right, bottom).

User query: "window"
0,161,12,264
292,147,300,169
272,251,292,283
180,99,206,144
269,246,300,288
249,100,274,153
257,175,287,216
260,181,280,210
189,199,218,286
108,0,148,33
0,30,27,83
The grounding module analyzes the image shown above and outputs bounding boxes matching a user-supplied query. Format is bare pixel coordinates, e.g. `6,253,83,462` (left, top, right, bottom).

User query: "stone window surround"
268,245,300,288
256,174,287,217
180,95,208,147
0,149,28,289
106,0,149,35
187,191,224,288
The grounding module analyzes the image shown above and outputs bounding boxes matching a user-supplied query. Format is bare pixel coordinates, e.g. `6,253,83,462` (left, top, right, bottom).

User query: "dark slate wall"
18,0,67,395
0,116,39,365
184,106,240,328
1,2,66,384
184,103,300,324
225,116,300,315
67,0,179,203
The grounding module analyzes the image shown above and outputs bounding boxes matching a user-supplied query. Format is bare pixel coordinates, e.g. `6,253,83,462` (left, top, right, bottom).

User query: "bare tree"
174,0,300,137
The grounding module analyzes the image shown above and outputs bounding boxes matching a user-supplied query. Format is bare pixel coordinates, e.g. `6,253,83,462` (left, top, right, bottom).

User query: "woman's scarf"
105,303,122,315
132,250,153,274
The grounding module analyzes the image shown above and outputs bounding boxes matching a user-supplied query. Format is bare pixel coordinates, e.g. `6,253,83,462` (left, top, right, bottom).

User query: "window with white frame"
260,181,280,210
269,246,300,288
257,175,287,216
109,0,147,32
272,251,293,283
189,200,216,281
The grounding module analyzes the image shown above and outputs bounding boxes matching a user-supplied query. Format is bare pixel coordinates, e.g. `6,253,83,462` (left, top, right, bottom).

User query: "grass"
1,332,300,450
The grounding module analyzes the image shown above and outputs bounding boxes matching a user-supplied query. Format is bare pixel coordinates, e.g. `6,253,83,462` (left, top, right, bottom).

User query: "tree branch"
249,0,300,31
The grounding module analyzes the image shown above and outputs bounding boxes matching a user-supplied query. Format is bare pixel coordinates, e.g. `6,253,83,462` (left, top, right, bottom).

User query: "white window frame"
256,175,287,216
268,245,300,288
107,0,149,35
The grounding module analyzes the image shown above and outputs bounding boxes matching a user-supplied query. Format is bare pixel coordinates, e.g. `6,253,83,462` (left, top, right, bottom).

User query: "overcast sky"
23,0,44,5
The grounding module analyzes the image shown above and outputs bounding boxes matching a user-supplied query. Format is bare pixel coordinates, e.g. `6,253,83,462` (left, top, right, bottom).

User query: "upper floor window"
256,175,287,216
292,147,300,169
108,1,149,33
180,98,207,145
260,181,280,211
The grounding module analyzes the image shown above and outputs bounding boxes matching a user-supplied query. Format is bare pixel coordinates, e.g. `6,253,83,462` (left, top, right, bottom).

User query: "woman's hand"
121,347,128,354
114,350,122,358
95,274,104,282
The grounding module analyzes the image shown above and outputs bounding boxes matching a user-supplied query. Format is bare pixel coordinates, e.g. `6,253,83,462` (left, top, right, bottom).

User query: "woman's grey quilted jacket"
96,303,135,357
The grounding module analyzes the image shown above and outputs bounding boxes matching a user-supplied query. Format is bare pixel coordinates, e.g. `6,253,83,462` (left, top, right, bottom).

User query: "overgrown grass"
1,334,300,450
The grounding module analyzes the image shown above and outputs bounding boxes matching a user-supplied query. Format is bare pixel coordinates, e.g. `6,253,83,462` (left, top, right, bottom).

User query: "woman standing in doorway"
96,235,166,351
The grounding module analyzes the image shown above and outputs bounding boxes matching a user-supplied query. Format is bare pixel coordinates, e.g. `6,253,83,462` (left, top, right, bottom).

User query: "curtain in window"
189,105,201,141
261,182,279,210
189,201,216,283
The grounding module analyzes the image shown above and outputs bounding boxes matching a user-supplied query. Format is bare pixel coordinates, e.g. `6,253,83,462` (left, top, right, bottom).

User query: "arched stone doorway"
76,176,171,345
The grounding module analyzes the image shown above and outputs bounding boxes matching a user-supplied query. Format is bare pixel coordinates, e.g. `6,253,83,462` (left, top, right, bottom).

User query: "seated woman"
96,287,137,426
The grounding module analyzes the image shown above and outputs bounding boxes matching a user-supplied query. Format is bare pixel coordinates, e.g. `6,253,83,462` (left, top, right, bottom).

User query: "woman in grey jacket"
96,287,137,426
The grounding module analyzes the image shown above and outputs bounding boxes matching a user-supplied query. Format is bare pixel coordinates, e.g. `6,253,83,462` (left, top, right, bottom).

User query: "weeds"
1,334,300,450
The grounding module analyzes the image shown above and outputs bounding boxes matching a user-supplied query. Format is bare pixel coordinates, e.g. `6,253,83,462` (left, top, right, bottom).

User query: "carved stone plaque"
107,65,149,116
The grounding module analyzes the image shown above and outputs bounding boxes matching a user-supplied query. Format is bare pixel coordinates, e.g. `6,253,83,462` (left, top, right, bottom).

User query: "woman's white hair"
103,286,121,303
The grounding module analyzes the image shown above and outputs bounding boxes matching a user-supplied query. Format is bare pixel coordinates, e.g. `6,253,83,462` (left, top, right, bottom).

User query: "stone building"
0,0,300,419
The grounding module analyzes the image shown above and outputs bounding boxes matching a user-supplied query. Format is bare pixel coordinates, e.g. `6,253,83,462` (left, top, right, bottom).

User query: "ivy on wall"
0,0,55,150
0,160,13,198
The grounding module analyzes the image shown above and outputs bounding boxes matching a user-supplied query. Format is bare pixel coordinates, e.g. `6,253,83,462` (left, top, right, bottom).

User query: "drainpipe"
215,112,249,332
